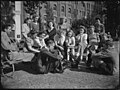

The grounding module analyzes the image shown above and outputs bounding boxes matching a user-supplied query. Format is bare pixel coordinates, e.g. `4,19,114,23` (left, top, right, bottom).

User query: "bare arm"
96,33,100,42
22,24,29,39
83,34,87,43
44,35,49,39
28,45,40,53
34,37,42,47
68,37,75,48
101,24,105,34
54,36,64,50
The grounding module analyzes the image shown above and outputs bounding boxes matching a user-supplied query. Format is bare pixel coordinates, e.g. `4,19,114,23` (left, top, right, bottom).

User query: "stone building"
39,1,101,24
12,1,102,41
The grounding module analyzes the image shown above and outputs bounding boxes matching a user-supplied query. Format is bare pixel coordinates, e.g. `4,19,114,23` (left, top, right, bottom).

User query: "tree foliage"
23,1,40,15
71,15,95,34
1,1,15,25
103,1,120,37
23,1,47,15
71,1,105,34
45,2,54,23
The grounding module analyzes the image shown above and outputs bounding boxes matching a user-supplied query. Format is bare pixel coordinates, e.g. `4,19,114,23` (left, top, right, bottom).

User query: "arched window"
53,4,57,10
68,8,71,13
61,6,65,12
44,3,47,8
87,3,88,8
80,10,81,15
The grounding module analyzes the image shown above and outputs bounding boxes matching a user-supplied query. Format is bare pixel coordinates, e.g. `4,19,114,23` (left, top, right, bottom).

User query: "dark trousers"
100,57,114,75
92,54,114,75
86,53,92,67
36,49,63,74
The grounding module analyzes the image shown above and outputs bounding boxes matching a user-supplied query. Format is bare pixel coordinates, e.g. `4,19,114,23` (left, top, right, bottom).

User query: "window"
82,11,85,16
61,6,65,12
87,3,89,8
54,17,57,23
75,9,78,15
69,19,71,24
44,15,47,20
68,1,71,3
84,11,86,16
60,18,63,24
68,8,71,13
53,4,57,10
80,10,81,15
91,4,94,10
87,12,90,16
75,1,78,5
89,3,90,9
44,4,47,8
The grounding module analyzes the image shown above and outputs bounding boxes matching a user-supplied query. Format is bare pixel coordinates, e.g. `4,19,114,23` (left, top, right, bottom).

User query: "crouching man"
91,40,119,75
36,40,64,74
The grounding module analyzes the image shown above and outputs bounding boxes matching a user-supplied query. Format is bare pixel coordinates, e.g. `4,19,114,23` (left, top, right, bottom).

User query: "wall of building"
14,1,102,40
22,1,100,25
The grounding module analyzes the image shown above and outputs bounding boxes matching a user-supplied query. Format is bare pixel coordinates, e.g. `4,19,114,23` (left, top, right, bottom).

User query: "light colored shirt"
61,23,70,30
39,38,47,49
54,34,65,46
89,33,100,45
76,33,88,45
65,36,75,47
1,31,18,51
31,37,46,49
26,37,34,47
22,23,30,38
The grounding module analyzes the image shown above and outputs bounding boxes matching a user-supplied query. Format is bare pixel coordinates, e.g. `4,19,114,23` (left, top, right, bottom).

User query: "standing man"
31,15,40,33
94,18,105,35
94,18,106,49
60,17,71,35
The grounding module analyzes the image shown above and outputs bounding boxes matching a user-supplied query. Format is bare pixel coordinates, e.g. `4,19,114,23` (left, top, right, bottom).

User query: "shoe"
57,70,64,74
50,70,56,74
71,62,78,68
55,68,64,74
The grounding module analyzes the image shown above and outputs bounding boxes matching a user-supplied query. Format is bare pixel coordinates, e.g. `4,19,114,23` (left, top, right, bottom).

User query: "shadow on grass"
2,62,38,75
69,62,111,76
15,62,38,75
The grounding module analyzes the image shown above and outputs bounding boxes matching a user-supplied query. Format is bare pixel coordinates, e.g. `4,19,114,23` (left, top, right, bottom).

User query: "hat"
79,25,85,30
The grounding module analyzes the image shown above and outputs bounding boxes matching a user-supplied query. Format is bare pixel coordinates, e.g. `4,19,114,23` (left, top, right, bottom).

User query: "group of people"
1,15,119,75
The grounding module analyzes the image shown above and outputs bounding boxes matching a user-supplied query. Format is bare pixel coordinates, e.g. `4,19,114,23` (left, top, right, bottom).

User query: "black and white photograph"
1,1,119,89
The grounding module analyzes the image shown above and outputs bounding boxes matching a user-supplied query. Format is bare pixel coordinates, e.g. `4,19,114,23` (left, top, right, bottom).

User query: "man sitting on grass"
36,40,64,74
91,40,119,75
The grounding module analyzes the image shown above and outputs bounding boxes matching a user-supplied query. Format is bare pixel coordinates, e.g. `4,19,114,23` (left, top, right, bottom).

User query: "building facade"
38,1,101,25
14,1,102,41
23,1,101,24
